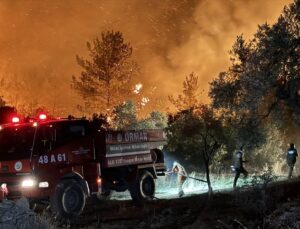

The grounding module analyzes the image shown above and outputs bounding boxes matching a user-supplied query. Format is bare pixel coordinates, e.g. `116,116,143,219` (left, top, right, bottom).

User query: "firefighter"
170,161,187,197
164,165,174,187
287,143,298,179
233,146,248,188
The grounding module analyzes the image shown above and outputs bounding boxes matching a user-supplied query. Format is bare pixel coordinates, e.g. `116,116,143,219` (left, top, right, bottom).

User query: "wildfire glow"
141,97,150,106
0,0,290,116
134,83,143,94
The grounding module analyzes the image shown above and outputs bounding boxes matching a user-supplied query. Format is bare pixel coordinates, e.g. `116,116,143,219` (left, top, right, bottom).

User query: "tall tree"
209,0,300,165
168,71,224,193
166,105,224,194
72,31,138,115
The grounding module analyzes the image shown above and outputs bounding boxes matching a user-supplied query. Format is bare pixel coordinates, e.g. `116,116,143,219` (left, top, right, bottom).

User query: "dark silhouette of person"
233,146,248,188
287,143,298,179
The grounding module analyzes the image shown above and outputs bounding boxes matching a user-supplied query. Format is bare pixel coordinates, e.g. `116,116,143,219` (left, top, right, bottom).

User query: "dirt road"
41,176,300,228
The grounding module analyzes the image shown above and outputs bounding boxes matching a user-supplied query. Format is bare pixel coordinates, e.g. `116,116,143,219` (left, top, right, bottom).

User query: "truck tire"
129,170,155,204
51,179,86,220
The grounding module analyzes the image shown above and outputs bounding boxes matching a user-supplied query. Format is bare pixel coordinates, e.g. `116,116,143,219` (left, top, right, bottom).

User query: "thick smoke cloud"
0,0,291,115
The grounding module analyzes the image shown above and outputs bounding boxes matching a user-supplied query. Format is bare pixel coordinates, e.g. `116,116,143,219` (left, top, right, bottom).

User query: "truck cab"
0,115,166,219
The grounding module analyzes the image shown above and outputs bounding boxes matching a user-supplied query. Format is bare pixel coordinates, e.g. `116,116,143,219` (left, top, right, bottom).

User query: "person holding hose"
171,161,187,197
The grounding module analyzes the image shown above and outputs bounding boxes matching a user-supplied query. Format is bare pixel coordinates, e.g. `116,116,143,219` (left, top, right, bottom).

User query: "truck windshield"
0,126,36,161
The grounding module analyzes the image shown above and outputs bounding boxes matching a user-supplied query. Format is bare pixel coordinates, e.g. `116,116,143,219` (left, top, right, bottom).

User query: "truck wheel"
129,170,155,204
51,179,86,220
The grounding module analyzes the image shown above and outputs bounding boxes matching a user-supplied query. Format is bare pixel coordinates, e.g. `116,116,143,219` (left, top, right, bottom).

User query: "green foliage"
247,123,284,173
111,101,167,130
168,71,227,191
210,145,231,173
72,31,138,115
209,0,300,167
166,105,225,192
210,0,300,119
245,166,278,188
166,105,224,167
137,111,168,129
111,101,138,130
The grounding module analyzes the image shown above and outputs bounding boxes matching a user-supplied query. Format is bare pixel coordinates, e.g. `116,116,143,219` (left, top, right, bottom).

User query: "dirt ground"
35,176,300,229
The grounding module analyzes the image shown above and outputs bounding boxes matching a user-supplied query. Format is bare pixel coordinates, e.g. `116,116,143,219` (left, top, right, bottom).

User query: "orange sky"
0,0,293,116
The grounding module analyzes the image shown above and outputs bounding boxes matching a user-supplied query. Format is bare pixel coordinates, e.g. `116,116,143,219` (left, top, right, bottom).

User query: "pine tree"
72,31,138,115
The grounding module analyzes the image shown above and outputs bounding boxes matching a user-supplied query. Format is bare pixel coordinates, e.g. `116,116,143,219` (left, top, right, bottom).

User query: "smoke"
0,0,292,116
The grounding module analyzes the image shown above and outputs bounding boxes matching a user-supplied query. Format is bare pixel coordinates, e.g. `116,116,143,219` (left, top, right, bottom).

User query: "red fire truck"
0,115,166,219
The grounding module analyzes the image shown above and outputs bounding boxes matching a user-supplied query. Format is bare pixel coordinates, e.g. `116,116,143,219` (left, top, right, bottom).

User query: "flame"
141,97,150,106
134,83,143,94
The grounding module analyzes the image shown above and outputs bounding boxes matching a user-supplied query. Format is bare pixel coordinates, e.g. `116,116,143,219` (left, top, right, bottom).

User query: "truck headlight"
21,179,36,187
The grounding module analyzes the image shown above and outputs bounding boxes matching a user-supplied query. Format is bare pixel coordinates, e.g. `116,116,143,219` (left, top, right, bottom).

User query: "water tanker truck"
0,115,166,219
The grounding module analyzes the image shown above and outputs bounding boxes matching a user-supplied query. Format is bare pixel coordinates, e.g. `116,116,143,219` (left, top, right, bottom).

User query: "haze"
0,0,292,116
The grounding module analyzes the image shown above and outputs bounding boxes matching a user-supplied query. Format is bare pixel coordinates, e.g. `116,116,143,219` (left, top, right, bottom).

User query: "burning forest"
1,0,300,228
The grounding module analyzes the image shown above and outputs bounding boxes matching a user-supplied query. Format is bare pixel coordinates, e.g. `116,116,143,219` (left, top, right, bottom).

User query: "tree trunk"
204,160,213,197
106,81,111,113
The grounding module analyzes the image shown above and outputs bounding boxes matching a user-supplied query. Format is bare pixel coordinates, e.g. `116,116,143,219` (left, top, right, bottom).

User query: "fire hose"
166,171,208,183
184,175,207,183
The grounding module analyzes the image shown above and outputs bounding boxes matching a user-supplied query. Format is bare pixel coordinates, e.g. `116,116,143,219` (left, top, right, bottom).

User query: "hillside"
1,177,300,228
47,177,300,228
